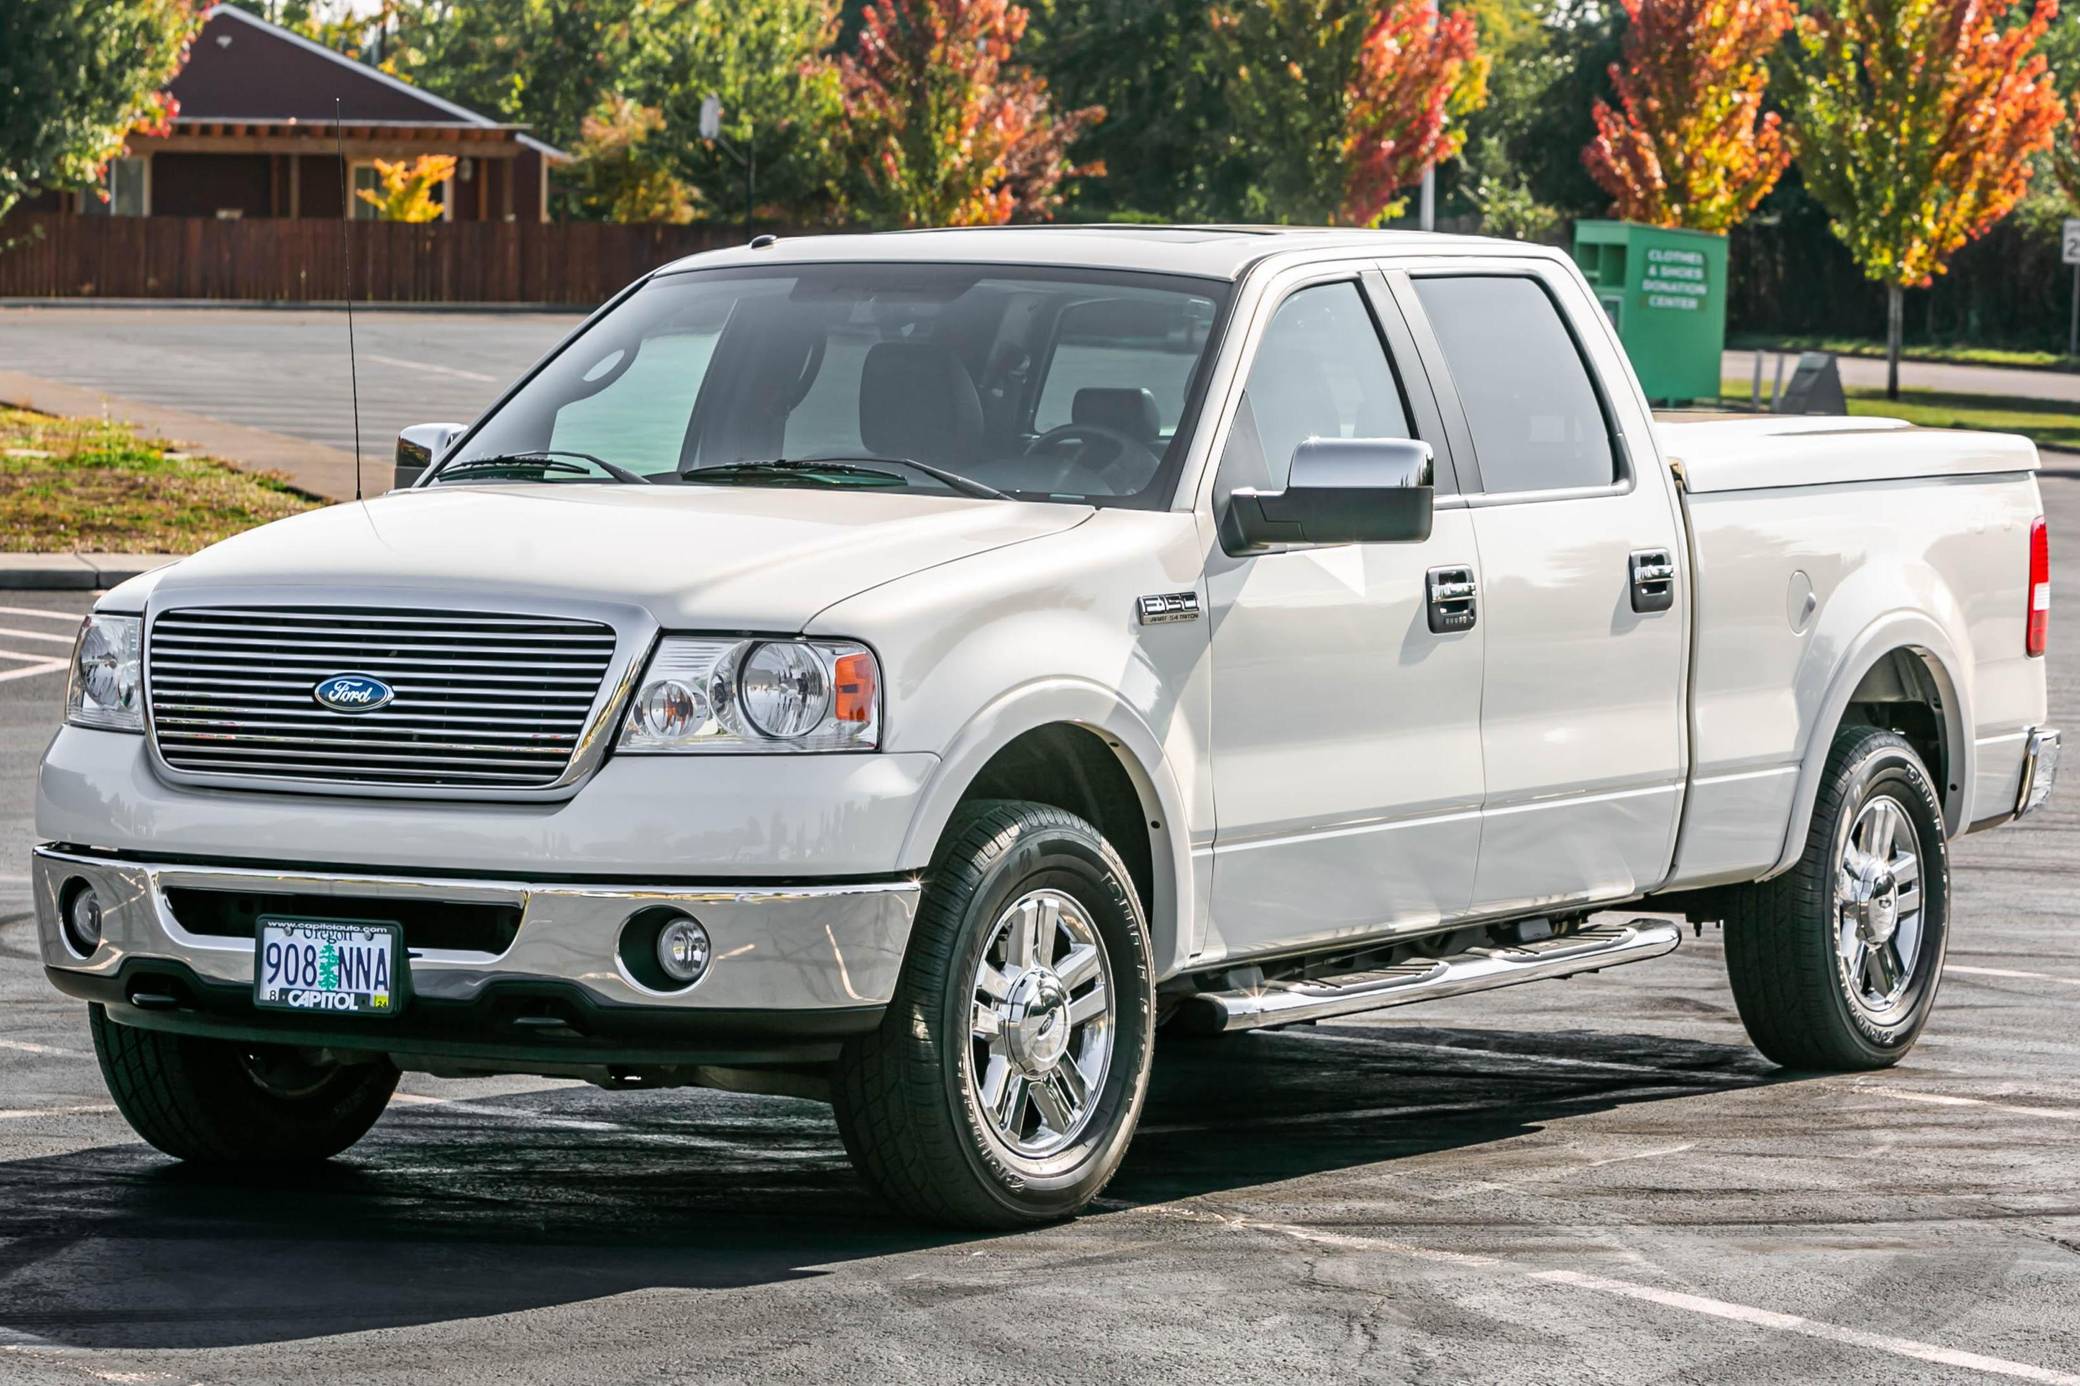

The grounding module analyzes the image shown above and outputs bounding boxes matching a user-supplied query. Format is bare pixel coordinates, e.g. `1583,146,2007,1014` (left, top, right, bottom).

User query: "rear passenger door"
1394,265,1687,914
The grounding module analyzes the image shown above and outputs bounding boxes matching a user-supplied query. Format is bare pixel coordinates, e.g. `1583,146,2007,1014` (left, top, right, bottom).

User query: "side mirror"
1220,437,1435,554
394,423,465,490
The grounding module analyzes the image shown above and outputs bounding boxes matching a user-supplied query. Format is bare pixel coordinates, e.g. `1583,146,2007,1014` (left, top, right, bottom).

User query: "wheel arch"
1766,616,1971,879
899,679,1193,980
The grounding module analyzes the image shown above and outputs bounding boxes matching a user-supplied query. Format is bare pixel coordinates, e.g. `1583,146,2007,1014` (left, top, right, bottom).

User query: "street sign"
2063,219,2080,266
699,95,723,142
2068,221,2080,358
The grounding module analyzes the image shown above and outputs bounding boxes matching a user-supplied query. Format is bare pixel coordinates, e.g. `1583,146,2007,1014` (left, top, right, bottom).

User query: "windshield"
438,262,1232,508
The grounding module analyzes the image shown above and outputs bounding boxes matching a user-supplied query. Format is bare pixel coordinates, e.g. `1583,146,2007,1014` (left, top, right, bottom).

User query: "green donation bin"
1572,220,1728,404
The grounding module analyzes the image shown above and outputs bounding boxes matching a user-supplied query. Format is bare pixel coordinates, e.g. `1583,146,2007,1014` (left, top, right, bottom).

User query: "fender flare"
897,676,1196,979
1764,611,1971,879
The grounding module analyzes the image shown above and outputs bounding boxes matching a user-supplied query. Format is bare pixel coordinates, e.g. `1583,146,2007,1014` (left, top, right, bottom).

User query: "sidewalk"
1723,348,2080,406
0,553,180,590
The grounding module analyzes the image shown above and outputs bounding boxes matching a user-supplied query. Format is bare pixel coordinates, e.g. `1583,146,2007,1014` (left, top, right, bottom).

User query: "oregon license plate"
254,917,403,1017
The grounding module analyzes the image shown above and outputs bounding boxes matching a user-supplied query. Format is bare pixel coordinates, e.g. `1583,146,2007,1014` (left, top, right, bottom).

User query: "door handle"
1427,565,1478,633
1630,548,1677,613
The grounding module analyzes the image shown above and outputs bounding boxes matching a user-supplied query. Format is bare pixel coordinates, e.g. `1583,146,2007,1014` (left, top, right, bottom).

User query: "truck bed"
1654,413,2039,492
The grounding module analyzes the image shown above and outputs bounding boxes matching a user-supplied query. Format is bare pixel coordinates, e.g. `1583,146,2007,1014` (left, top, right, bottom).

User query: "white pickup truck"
36,226,2058,1228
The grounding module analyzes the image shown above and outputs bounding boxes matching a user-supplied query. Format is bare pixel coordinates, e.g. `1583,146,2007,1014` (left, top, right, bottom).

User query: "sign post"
2063,218,2080,360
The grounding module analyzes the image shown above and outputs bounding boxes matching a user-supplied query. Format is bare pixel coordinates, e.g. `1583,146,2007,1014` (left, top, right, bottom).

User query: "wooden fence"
0,215,783,304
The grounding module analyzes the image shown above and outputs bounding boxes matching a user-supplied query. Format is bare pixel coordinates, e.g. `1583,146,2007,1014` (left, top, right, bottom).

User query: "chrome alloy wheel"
1836,794,1924,1016
967,889,1114,1160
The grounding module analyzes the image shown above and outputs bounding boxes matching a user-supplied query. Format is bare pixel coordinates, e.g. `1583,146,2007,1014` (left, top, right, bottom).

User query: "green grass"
1728,333,2079,372
1714,382,2080,455
0,407,318,553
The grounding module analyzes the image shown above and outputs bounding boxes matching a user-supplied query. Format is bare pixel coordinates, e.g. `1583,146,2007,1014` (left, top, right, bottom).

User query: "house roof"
178,6,567,160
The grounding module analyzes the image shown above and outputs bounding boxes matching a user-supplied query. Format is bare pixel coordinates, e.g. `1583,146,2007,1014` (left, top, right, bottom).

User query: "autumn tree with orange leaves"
837,0,1102,226
1788,0,2065,396
1581,0,1793,232
1344,0,1487,226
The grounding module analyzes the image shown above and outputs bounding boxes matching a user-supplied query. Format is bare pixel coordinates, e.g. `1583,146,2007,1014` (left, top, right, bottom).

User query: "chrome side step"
1180,919,1683,1034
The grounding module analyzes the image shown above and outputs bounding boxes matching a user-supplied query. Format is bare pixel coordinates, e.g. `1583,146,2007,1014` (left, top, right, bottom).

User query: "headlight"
65,613,143,732
617,637,878,753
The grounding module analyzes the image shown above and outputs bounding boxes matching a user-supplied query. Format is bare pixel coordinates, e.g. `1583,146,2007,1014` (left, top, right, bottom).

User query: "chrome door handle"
1427,565,1478,633
1630,548,1676,614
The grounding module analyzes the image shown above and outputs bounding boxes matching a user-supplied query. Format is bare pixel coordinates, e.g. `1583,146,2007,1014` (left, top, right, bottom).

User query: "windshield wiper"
438,450,651,485
682,455,1007,500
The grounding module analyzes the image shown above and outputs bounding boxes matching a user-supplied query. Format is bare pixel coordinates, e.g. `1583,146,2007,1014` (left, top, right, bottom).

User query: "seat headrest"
1071,387,1161,444
859,341,984,467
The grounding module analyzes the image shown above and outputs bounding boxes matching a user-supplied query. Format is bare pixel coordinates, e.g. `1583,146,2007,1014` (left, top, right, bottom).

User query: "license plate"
254,917,404,1017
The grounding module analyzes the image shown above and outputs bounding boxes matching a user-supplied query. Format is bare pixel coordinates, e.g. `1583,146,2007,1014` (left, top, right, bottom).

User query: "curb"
0,554,180,591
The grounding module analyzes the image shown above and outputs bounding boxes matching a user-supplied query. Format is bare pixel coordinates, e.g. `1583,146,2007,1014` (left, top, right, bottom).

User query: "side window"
1213,281,1413,505
1411,275,1615,495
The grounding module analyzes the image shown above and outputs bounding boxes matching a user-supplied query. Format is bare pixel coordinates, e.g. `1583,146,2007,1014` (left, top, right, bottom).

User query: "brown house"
31,4,565,223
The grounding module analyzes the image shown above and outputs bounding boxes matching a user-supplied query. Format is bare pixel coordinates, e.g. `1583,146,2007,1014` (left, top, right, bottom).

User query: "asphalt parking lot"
1,487,2078,1384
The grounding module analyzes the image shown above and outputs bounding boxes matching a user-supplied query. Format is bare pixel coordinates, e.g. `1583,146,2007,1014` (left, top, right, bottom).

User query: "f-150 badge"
1136,592,1201,625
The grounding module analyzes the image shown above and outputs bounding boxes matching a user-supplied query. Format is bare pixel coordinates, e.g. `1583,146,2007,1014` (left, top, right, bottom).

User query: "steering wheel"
1020,422,1157,494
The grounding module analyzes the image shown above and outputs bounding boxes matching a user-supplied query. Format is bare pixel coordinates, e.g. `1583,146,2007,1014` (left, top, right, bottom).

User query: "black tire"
831,800,1156,1229
1723,726,1951,1070
90,1005,399,1163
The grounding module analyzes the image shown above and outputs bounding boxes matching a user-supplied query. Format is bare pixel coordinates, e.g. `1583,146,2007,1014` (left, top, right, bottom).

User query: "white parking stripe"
0,658,68,682
0,1039,89,1058
0,606,84,622
0,1104,115,1120
364,353,497,383
1245,1218,2080,1385
0,626,75,644
1950,964,2080,986
1882,1089,2080,1123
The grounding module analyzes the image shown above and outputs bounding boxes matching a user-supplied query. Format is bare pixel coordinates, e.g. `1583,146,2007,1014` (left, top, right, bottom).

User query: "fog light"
59,879,102,957
656,915,711,984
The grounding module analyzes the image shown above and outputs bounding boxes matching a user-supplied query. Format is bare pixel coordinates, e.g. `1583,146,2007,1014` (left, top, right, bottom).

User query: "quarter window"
1413,275,1615,495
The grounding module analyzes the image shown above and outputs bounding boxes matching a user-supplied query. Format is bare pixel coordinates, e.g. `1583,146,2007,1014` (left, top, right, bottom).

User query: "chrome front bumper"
34,847,918,1064
2018,726,2061,818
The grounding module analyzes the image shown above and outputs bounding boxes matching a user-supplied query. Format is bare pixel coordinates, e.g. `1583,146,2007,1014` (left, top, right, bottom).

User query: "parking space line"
1244,1218,2080,1385
1880,1089,2080,1123
0,1039,89,1058
1950,964,2080,986
0,627,73,645
364,353,497,383
0,606,84,622
0,1104,115,1120
0,658,68,682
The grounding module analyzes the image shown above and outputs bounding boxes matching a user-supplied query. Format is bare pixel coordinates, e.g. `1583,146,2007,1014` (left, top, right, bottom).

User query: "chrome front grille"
147,607,618,790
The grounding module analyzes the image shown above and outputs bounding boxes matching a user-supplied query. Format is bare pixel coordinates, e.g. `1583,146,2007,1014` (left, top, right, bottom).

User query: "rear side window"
1413,276,1615,495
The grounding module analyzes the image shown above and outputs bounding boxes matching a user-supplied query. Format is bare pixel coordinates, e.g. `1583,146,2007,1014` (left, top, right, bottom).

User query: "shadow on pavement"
0,1021,1789,1350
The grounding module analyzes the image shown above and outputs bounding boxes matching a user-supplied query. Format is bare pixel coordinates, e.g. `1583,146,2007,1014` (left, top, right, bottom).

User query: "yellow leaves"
353,154,457,223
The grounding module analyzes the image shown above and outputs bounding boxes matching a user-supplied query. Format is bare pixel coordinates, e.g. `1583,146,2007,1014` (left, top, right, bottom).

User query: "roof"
656,224,1521,282
181,6,567,160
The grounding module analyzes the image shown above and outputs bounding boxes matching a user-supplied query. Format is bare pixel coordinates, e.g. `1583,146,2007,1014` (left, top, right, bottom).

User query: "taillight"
2027,516,2050,657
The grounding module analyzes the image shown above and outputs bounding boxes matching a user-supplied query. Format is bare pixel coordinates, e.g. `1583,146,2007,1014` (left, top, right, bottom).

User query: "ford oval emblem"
312,673,394,714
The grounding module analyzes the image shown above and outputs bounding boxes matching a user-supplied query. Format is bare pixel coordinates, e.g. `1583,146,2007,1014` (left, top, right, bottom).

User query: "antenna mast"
335,99,364,501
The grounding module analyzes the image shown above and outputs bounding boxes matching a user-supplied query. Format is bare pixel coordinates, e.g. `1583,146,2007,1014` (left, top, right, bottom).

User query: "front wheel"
90,1005,399,1163
832,800,1155,1228
1723,726,1950,1070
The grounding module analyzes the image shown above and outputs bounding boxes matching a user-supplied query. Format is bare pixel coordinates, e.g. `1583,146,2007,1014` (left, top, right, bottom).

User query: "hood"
145,484,1090,628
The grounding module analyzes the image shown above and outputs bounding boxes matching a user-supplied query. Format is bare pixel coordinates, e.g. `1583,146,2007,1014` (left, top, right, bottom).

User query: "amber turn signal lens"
833,651,876,723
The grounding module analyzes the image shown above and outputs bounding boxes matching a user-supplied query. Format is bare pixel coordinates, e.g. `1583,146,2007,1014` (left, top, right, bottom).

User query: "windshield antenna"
334,99,364,502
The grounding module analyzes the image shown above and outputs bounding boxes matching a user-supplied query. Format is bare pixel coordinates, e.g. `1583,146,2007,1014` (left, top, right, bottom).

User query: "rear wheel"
831,800,1155,1228
1723,726,1950,1070
90,1006,398,1163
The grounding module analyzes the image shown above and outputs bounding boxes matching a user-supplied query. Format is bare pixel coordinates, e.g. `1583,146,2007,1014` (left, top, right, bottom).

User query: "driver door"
1201,271,1486,961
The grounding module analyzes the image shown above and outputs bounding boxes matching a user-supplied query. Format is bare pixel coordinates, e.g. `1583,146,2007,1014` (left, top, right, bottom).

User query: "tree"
1581,0,1794,232
837,0,1103,226
1344,0,1487,224
567,95,699,223
1206,0,1484,225
0,0,199,223
379,0,644,153
355,153,457,221
1788,0,2066,396
630,0,850,224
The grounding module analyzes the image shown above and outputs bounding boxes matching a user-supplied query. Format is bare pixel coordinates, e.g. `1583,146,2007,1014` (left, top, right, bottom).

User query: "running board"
1179,919,1683,1034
